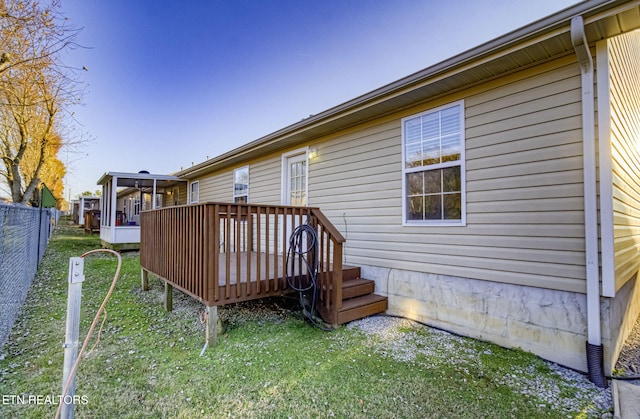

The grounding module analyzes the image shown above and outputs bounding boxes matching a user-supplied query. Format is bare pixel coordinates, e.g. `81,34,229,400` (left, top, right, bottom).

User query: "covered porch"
98,171,187,250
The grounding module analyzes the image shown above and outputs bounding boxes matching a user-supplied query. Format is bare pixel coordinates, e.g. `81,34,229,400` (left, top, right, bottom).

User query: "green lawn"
0,226,612,418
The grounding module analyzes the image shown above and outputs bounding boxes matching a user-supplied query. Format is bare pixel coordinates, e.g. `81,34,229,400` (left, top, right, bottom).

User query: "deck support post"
141,268,149,291
205,306,218,348
164,281,173,312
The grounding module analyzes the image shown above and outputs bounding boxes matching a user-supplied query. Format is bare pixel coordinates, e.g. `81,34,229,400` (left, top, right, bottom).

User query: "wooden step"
342,278,375,300
341,265,362,282
336,293,388,325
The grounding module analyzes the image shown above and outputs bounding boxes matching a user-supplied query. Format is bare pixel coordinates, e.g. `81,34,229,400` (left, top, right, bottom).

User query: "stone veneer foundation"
359,265,640,373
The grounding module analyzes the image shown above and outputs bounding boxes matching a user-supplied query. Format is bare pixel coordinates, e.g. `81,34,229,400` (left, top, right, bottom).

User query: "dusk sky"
60,0,578,199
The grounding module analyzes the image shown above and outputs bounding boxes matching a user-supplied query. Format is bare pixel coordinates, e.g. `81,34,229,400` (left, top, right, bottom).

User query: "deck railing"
140,203,345,316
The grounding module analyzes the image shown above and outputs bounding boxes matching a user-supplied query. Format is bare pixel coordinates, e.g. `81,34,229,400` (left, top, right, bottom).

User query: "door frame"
281,147,309,206
280,147,310,253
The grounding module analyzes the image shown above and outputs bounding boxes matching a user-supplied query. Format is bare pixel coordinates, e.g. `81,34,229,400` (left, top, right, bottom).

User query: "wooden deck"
164,251,304,305
139,202,387,344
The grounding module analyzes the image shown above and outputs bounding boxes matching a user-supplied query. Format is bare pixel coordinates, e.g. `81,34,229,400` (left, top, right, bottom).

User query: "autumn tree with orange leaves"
0,0,84,205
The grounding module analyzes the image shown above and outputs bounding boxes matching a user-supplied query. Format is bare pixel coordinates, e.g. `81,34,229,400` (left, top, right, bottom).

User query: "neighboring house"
97,172,187,250
141,0,640,381
71,196,100,226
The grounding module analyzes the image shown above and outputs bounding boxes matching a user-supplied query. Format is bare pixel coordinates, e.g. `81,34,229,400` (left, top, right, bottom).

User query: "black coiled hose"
285,217,331,330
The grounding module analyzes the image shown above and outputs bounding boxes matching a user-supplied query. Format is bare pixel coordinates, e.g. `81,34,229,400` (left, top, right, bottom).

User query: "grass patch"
0,226,612,418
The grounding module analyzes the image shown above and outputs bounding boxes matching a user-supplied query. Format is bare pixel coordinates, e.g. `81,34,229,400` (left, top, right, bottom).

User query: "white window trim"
401,100,466,226
281,147,309,206
189,181,199,204
233,166,250,203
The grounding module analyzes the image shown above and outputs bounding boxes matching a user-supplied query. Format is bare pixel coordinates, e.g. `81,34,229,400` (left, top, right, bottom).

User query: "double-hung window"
402,101,465,225
233,166,249,204
189,181,199,204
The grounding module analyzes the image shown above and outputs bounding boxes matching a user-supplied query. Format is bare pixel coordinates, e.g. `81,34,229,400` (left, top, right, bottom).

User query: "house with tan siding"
136,0,640,385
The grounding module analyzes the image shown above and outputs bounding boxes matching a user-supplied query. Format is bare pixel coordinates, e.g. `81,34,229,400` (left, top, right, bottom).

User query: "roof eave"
177,0,640,179
97,171,187,185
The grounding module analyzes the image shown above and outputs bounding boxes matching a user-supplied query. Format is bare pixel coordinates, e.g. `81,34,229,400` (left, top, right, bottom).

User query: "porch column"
100,181,109,228
152,178,157,209
110,175,118,241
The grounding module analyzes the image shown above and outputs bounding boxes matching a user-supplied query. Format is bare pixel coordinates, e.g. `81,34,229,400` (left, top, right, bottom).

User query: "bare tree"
0,0,83,204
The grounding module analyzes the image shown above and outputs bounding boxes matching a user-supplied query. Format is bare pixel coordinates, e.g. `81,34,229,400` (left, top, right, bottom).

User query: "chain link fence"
0,203,59,349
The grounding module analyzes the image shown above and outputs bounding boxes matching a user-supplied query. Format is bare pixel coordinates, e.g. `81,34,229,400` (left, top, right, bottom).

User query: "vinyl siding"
607,30,640,293
173,183,189,206
190,55,587,293
310,56,586,293
194,157,283,205
198,172,232,202
249,156,282,205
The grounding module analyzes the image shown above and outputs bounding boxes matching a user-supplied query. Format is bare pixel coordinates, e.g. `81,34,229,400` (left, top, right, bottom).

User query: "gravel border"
348,315,613,417
614,315,640,385
163,290,616,416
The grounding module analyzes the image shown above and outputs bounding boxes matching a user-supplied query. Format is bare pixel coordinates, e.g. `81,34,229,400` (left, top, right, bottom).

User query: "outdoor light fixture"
308,147,318,159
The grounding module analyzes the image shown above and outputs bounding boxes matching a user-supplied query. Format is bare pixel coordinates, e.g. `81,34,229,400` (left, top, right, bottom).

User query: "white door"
280,150,308,253
283,152,307,206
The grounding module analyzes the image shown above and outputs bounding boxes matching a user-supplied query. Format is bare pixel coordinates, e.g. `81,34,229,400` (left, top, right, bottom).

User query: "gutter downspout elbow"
571,15,607,388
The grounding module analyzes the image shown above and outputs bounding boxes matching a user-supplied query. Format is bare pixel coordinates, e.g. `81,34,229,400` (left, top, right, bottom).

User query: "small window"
402,101,466,225
190,181,199,203
233,166,249,204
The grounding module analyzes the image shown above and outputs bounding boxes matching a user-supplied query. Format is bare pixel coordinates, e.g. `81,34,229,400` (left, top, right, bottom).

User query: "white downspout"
571,15,606,388
152,179,157,210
